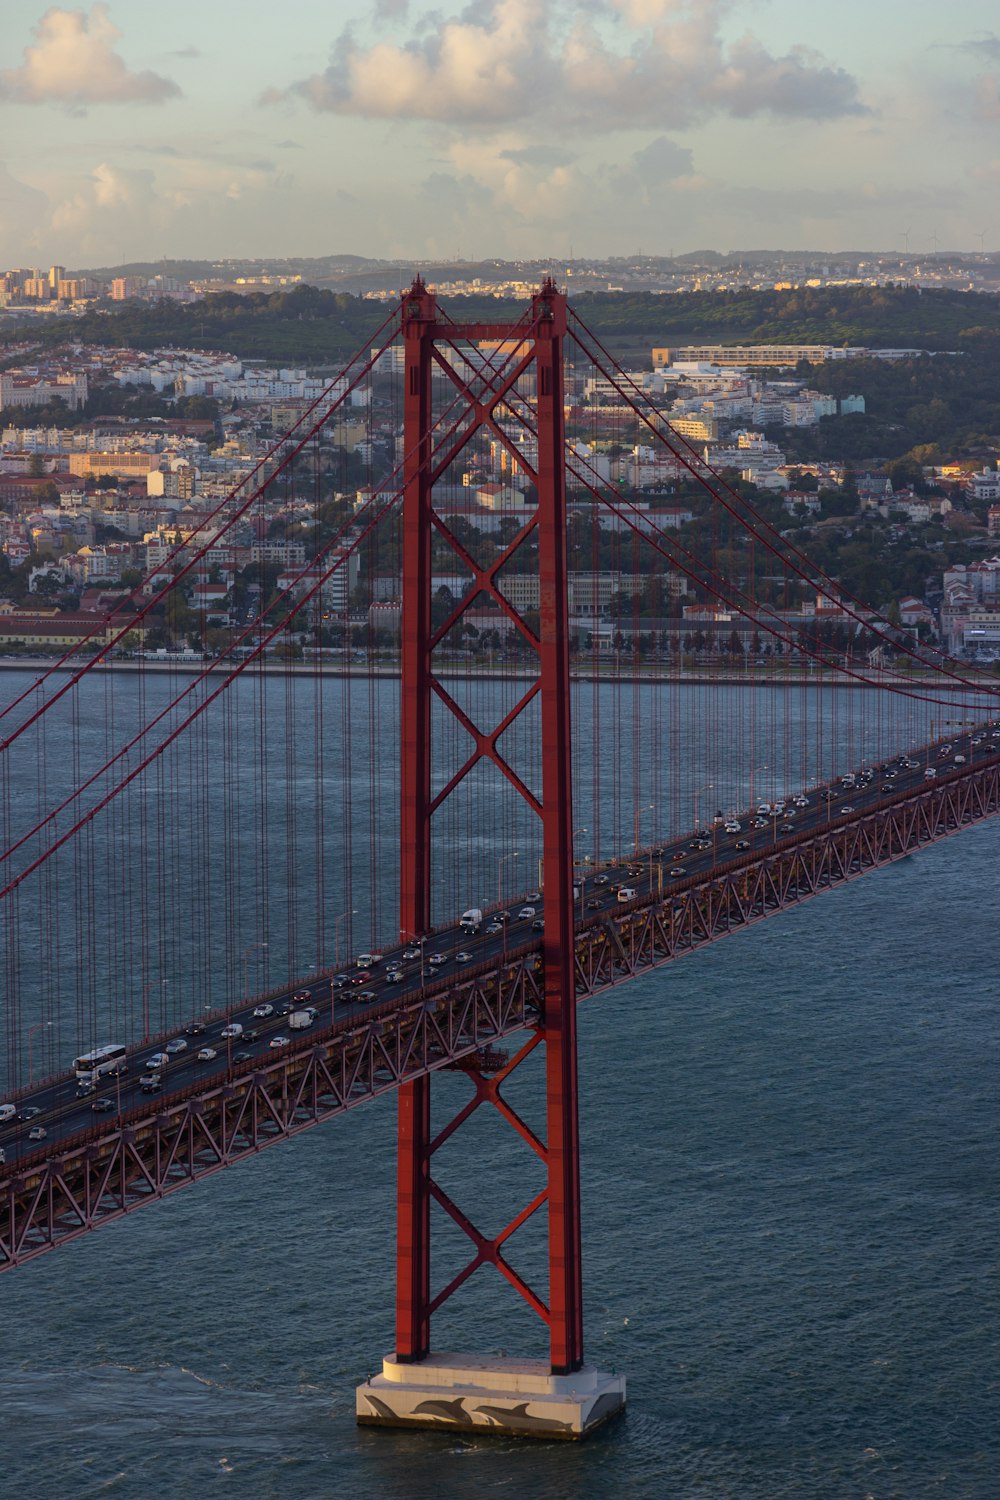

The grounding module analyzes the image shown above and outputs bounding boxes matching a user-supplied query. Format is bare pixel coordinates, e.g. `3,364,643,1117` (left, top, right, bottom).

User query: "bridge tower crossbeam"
356,279,625,1440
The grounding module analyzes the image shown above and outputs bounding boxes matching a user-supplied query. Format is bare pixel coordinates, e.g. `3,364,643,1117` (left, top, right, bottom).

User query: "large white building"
0,372,88,411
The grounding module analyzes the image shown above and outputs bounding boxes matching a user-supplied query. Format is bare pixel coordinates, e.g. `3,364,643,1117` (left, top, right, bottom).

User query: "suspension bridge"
0,280,996,1437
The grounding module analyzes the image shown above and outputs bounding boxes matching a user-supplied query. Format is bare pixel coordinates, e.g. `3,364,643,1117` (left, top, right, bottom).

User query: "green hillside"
9,283,1000,366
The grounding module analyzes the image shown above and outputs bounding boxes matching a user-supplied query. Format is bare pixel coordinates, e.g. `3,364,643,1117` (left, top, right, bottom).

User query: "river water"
1,674,998,1497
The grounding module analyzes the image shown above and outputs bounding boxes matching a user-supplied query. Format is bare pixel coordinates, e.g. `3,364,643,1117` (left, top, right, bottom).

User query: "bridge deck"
2,742,998,1272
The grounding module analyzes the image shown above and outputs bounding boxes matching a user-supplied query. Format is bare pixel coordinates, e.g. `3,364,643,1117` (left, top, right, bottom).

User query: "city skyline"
0,0,998,267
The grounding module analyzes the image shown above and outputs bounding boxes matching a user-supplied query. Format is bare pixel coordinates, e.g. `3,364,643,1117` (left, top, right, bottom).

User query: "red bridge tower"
356,280,626,1439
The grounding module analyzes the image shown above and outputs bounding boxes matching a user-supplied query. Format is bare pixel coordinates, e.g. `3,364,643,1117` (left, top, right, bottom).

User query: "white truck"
460,908,483,932
288,1010,315,1031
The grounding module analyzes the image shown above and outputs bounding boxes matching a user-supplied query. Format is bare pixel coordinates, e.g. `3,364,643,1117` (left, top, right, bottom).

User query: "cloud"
500,145,577,167
707,37,864,120
974,73,1000,120
959,32,1000,62
38,153,295,262
50,161,158,233
127,143,180,157
262,0,542,123
262,0,866,130
632,136,694,188
0,162,49,259
0,4,180,108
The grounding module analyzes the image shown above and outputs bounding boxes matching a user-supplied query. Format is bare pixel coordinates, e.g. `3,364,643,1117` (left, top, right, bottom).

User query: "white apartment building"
967,470,1000,502
706,431,784,473
250,541,307,566
277,549,360,615
499,571,685,617
653,344,867,368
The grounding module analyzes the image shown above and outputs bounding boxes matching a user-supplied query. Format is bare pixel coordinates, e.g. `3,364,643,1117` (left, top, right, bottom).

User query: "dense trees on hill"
11,283,1000,366
795,330,1000,458
8,283,999,458
569,284,1000,350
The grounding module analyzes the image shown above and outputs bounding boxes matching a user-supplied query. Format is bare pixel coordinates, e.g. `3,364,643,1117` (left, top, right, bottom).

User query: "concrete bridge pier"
356,1352,626,1440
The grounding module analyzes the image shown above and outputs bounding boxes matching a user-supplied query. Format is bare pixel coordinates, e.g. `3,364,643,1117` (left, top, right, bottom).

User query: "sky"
0,0,998,269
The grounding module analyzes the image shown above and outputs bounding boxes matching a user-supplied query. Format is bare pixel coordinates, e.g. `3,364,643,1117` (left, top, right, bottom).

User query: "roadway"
3,717,999,1168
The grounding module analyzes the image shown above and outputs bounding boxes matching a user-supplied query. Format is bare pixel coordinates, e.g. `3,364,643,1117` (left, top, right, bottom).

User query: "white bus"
73,1044,127,1087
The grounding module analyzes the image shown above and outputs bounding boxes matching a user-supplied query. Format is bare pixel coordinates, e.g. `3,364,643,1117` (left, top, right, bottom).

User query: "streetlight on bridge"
141,979,169,1043
573,828,589,924
497,850,520,906
748,763,768,819
27,1021,53,1086
633,803,654,856
692,781,714,831
335,908,358,971
401,931,427,988
237,941,268,1069
241,941,269,1004
332,908,357,1026
633,804,657,896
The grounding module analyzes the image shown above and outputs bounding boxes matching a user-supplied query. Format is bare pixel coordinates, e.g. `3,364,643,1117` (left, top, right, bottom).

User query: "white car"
455,950,474,963
165,1038,187,1054
723,822,741,834
196,1047,217,1061
0,1104,15,1124
146,1052,170,1070
269,1035,289,1049
252,1003,274,1018
427,953,448,966
517,906,536,919
28,1125,47,1141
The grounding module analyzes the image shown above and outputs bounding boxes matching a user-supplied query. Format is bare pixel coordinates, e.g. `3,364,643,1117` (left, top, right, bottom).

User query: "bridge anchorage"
356,280,625,1440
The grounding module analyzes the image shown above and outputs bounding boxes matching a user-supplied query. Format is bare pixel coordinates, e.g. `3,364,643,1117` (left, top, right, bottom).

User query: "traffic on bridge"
4,715,997,1174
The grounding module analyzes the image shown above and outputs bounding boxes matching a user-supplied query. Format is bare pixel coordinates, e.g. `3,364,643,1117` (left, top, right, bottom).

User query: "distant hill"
9,283,999,365
4,282,1000,461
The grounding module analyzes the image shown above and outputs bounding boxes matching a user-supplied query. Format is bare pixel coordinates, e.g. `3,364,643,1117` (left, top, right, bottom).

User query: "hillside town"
1,315,999,665
3,249,1000,314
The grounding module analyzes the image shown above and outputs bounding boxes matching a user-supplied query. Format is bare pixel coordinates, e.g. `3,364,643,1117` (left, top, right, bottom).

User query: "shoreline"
0,656,990,691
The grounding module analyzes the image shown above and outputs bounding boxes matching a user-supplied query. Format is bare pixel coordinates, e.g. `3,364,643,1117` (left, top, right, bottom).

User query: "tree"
887,455,926,493
818,486,858,518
